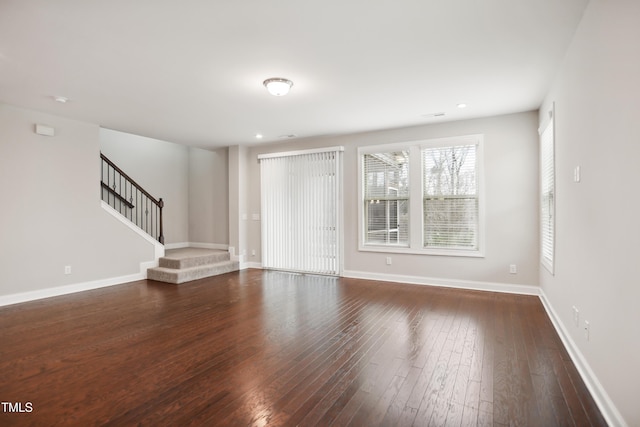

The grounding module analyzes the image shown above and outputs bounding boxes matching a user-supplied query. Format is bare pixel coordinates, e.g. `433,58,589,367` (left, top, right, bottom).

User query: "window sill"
359,244,485,258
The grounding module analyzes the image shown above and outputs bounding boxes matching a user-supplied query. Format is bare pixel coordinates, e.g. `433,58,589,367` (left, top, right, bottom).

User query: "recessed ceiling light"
53,96,69,103
457,103,467,109
263,78,293,96
255,133,263,139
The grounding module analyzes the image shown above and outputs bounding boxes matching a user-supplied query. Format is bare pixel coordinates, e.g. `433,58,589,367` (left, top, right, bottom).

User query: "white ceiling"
0,0,589,148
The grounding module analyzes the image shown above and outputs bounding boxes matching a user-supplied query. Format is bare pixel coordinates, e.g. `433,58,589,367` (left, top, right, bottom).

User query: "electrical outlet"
584,320,590,341
386,257,392,265
251,249,256,257
64,265,72,275
509,264,517,274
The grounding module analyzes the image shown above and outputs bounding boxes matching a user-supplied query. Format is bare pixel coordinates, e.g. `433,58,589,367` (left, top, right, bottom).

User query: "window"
423,144,479,250
359,135,483,257
362,151,409,246
540,110,555,273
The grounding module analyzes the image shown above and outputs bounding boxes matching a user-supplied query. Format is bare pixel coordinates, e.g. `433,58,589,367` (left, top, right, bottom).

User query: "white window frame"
540,107,555,274
358,135,485,257
361,149,410,247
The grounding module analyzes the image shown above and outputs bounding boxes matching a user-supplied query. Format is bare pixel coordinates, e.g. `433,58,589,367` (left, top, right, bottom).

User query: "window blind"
540,115,555,273
362,151,410,246
422,144,478,250
358,135,483,256
260,148,342,275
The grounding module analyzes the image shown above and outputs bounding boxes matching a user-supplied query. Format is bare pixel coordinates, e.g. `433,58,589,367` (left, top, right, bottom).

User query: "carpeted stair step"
158,249,230,269
147,247,239,284
148,260,239,284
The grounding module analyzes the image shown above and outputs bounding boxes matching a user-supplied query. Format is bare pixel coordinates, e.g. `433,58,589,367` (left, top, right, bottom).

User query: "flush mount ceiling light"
263,78,293,96
53,96,69,103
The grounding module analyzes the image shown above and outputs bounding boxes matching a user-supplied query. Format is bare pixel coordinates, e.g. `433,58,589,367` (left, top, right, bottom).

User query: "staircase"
101,152,164,244
101,154,237,283
147,248,239,284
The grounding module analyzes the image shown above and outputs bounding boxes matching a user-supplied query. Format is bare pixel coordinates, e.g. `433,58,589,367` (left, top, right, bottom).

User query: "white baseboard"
0,270,145,307
242,262,263,270
164,242,188,250
165,242,229,251
1,256,159,307
237,267,538,296
342,269,540,295
190,242,229,250
538,290,627,427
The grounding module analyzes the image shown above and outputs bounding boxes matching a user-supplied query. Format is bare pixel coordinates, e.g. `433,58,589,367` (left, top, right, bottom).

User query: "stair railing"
100,152,164,244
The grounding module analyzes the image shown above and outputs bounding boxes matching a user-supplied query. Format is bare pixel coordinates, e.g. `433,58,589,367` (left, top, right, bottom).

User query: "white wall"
540,0,640,425
246,111,540,289
228,145,250,260
100,128,190,244
0,104,156,299
189,146,229,246
101,129,230,247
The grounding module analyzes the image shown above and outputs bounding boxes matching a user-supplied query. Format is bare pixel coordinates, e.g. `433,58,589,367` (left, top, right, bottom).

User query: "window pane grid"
363,151,409,246
423,197,478,249
359,136,482,256
422,144,478,250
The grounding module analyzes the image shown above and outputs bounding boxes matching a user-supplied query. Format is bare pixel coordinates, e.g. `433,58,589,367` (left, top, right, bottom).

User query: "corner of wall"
538,289,627,427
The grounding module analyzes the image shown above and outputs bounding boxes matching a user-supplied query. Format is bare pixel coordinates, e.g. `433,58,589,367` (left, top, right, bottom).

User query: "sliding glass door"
259,147,343,275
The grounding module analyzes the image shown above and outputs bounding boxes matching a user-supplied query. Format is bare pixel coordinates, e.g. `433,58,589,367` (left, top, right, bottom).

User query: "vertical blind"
540,113,555,273
259,148,342,275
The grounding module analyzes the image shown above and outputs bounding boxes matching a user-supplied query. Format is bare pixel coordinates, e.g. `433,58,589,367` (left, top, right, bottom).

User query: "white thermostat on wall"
35,124,55,136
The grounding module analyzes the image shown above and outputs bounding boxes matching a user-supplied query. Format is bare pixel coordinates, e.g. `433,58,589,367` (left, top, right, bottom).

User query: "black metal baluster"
119,173,122,213
129,182,133,221
146,198,150,235
158,198,164,244
151,203,155,240
99,153,165,244
112,167,116,209
155,205,158,241
108,164,112,206
137,188,140,230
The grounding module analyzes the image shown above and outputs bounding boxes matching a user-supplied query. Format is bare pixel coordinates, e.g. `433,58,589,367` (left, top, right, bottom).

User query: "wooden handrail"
100,153,161,205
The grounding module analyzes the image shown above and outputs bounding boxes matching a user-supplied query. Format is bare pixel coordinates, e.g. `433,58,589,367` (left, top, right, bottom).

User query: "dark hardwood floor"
0,270,606,426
